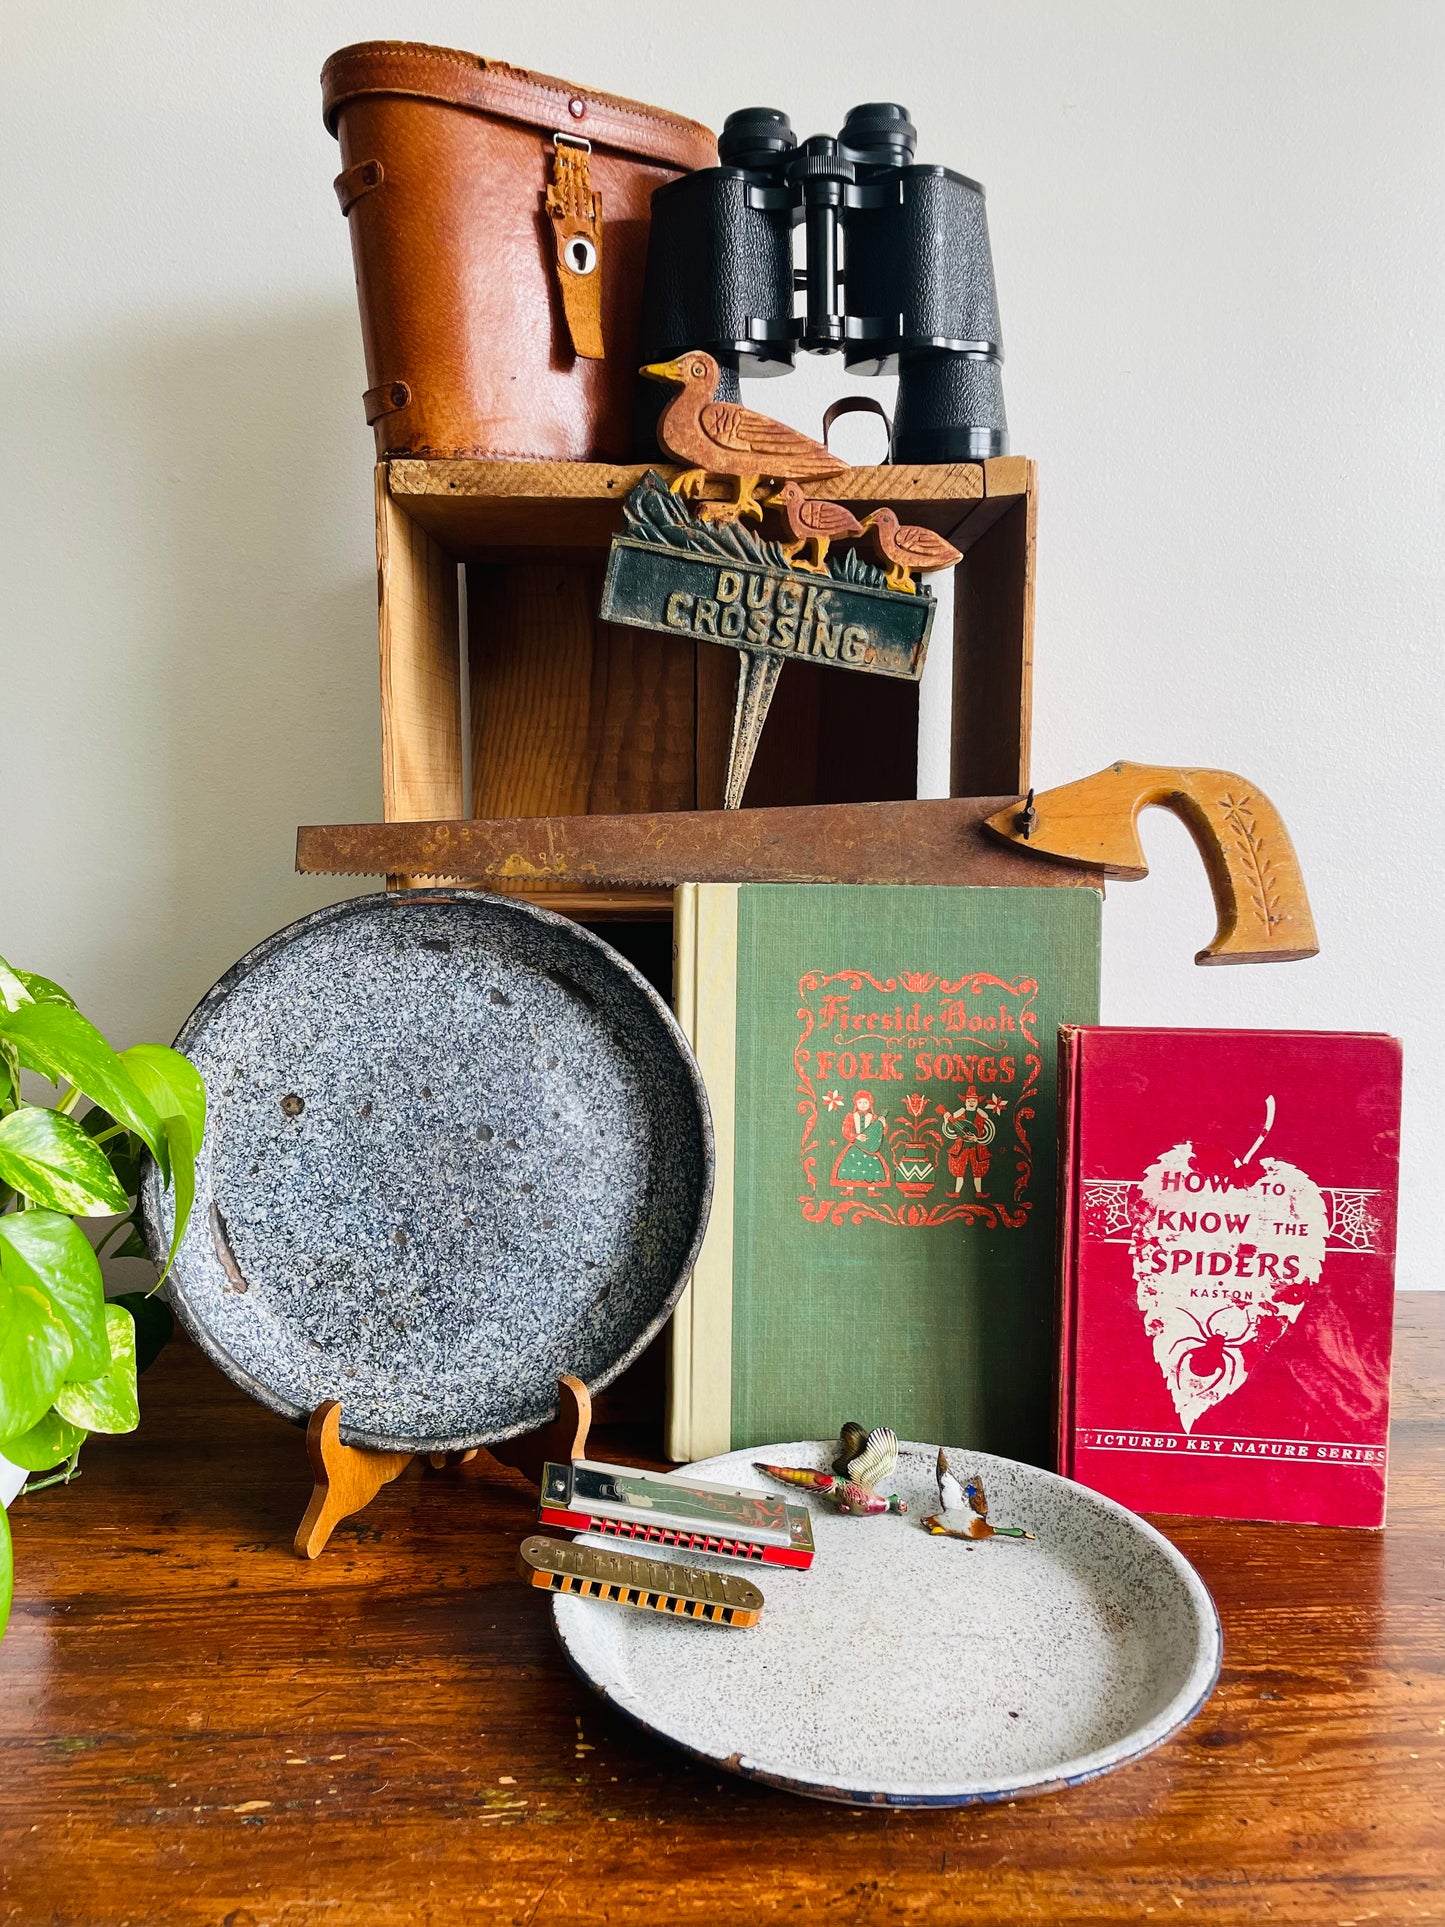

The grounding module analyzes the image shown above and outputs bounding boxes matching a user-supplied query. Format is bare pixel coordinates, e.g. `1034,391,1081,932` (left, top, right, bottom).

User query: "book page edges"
664,883,738,1462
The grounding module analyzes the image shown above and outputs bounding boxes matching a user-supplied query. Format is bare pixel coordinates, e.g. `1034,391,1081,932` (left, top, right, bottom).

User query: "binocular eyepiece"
636,102,1007,464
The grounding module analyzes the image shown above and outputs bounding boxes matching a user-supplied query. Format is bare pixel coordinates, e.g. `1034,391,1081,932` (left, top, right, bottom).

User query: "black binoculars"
635,102,1007,465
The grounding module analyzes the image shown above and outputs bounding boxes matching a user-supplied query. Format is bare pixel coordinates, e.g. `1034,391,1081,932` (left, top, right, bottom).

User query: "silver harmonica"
539,1457,815,1569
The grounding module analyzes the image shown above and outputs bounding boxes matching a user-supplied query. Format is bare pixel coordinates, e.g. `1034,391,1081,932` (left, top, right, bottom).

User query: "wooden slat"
464,559,698,908
467,563,696,819
944,453,1032,553
388,457,990,552
375,468,463,890
951,463,1037,798
694,643,737,812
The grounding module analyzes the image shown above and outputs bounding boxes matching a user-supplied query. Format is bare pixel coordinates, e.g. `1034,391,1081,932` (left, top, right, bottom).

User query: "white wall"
5,2,1442,1284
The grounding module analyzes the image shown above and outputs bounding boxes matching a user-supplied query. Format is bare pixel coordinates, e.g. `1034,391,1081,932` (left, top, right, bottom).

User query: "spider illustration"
1167,1303,1256,1398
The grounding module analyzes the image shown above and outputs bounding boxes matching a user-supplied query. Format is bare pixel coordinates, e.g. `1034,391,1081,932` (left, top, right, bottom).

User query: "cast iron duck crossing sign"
600,469,942,807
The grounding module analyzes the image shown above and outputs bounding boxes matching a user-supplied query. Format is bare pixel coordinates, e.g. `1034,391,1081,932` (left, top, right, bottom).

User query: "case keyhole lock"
565,235,599,277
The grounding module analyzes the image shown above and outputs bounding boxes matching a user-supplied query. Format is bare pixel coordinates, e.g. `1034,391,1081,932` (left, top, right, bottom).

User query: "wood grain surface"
467,563,698,822
387,457,1005,553
1,1299,1440,1926
953,477,1035,797
984,761,1320,966
376,466,464,830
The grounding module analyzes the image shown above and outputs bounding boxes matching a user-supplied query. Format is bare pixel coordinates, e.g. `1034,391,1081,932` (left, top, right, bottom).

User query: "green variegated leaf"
0,958,33,1014
0,1280,73,1437
15,972,77,1009
0,1004,165,1169
0,1406,84,1471
154,1114,195,1279
121,1046,206,1154
0,1108,129,1215
0,1210,108,1378
111,1292,173,1373
55,1303,138,1435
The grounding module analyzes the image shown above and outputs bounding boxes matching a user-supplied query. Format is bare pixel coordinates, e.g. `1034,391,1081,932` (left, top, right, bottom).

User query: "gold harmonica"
517,1534,765,1627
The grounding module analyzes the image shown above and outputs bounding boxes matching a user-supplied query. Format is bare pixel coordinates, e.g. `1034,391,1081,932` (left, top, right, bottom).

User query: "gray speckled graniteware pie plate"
553,1440,1221,1807
141,890,712,1453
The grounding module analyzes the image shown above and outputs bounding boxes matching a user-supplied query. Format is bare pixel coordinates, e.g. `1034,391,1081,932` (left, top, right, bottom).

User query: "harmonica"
518,1535,765,1626
539,1458,815,1569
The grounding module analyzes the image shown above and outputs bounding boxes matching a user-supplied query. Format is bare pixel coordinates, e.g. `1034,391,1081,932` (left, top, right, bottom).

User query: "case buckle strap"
363,380,411,425
334,158,385,216
545,133,604,361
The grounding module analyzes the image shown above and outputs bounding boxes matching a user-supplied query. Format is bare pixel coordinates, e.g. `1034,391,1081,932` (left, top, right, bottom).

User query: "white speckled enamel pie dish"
552,1440,1222,1807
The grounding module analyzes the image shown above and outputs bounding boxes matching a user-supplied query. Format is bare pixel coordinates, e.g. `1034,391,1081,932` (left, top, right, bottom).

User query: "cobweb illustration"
1323,1189,1379,1253
1081,1180,1135,1240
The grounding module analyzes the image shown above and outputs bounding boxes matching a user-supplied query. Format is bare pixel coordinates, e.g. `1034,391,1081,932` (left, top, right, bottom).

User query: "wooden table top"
1,1298,1440,1926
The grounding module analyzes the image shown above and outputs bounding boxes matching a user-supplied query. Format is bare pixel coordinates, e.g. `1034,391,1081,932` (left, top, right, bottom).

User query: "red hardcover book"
1058,1028,1402,1527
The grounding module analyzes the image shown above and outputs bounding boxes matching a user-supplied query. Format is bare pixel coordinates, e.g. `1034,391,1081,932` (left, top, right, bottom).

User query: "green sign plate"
599,540,932,683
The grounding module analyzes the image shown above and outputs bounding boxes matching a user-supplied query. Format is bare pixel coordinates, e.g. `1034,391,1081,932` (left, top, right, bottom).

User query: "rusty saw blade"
296,799,1101,892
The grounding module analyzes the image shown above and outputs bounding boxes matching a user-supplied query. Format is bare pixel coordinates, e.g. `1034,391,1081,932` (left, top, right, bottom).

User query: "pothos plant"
0,956,203,1639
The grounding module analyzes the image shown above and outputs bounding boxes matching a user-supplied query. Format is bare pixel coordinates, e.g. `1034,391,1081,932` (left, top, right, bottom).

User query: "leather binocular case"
321,43,717,462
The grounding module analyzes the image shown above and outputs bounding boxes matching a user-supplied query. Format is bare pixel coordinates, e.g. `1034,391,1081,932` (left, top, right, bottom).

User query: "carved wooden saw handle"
984,762,1319,965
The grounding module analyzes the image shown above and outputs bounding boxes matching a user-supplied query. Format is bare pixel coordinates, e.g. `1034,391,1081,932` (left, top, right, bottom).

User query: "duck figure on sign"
856,507,963,594
765,480,864,574
755,1423,907,1517
641,350,847,525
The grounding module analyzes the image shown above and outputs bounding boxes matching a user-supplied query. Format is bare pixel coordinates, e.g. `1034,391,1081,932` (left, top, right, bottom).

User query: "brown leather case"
322,43,717,461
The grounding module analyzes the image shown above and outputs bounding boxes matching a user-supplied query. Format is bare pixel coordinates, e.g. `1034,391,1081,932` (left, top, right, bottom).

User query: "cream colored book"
667,883,739,1461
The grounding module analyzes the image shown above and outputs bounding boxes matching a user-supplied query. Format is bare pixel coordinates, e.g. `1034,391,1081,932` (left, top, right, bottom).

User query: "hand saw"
296,797,1100,892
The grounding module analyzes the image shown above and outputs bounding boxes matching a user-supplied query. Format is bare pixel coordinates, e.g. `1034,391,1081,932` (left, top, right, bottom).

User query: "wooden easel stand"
295,1374,592,1558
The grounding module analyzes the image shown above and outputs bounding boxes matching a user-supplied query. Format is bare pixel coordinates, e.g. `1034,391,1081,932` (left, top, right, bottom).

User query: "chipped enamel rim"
553,1444,1222,1808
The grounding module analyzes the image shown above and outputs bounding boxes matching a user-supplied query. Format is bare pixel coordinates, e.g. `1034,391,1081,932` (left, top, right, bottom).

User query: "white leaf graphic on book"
1130,1132,1327,1433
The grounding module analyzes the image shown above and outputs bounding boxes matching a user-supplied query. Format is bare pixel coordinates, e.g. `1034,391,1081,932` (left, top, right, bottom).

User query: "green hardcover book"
669,883,1101,1467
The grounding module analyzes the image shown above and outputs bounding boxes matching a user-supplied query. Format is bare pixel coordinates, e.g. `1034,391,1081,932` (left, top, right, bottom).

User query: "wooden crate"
374,456,1036,912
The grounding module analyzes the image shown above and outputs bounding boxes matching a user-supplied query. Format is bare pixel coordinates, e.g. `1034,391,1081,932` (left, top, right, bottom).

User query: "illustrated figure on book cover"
941,1087,1002,1198
831,1091,891,1195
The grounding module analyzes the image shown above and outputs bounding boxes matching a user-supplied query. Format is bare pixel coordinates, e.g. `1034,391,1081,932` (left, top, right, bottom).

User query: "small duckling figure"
766,481,863,573
856,507,963,593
